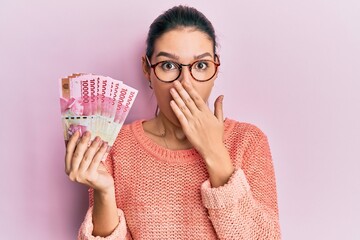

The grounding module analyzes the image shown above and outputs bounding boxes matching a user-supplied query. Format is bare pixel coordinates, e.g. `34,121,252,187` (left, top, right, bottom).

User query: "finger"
65,130,80,174
170,100,189,128
170,87,193,119
97,161,108,172
87,142,108,175
181,79,207,111
78,136,102,172
71,131,91,171
173,80,198,113
214,95,224,122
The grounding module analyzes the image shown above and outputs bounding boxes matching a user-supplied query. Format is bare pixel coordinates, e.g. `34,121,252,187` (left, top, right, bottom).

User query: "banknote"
99,77,122,142
107,85,138,146
59,73,138,149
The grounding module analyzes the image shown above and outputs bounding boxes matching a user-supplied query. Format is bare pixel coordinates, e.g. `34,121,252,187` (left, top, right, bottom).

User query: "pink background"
1,0,359,239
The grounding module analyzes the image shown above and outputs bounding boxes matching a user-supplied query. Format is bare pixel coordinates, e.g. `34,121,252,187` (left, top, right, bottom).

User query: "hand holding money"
60,73,137,191
65,131,115,193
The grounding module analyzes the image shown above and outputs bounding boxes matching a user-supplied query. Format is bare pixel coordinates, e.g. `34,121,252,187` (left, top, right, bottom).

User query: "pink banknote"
107,84,138,146
59,73,138,150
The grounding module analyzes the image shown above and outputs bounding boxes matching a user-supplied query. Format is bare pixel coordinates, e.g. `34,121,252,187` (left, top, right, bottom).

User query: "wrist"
94,186,116,202
202,143,228,166
203,144,235,187
92,186,119,237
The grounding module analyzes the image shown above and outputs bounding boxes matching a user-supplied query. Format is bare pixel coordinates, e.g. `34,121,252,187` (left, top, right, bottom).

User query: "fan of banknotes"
59,73,138,148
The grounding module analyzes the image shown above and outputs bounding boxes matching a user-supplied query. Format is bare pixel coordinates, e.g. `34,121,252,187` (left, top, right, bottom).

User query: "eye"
194,61,209,70
160,61,177,71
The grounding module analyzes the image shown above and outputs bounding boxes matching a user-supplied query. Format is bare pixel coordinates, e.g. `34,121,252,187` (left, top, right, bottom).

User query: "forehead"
153,28,214,60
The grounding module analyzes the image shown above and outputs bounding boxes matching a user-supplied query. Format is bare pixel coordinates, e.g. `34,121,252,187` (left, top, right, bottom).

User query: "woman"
65,5,281,239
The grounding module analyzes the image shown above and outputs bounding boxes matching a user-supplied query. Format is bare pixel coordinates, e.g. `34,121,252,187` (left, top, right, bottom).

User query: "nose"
178,64,193,83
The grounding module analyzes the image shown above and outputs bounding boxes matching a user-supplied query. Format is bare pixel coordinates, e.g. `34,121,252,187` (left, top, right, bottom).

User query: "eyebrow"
155,52,213,60
194,52,213,60
156,52,179,59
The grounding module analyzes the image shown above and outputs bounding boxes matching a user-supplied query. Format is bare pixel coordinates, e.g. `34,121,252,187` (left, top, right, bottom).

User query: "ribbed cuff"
201,169,250,209
78,206,127,240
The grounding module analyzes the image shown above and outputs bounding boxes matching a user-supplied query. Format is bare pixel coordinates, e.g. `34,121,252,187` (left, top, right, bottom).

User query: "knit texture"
78,118,281,239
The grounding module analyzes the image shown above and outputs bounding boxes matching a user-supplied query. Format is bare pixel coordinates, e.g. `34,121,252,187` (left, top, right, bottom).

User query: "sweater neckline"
131,118,235,164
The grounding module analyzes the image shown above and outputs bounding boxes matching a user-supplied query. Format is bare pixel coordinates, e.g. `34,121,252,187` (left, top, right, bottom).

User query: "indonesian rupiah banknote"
59,73,138,148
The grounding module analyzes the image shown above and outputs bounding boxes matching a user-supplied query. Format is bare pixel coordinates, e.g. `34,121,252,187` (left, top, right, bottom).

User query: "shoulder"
119,119,143,134
119,120,136,133
112,119,143,147
224,118,270,167
224,118,268,144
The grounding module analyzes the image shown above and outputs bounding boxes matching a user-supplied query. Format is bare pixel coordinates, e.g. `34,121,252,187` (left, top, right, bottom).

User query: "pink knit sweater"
78,118,281,239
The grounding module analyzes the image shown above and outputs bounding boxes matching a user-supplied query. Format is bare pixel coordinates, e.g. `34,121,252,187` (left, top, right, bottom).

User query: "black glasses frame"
146,55,220,83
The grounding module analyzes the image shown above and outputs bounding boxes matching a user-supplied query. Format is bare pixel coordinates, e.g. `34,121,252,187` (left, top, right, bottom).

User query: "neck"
157,112,187,141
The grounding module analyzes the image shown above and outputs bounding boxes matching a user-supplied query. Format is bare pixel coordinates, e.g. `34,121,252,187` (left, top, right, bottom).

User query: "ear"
214,54,220,79
142,55,151,80
215,54,220,63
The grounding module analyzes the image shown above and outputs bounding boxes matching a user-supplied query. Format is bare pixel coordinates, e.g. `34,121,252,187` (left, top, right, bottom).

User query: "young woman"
65,5,281,239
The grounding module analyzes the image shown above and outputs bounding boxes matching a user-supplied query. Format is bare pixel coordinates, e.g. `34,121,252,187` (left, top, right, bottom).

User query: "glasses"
146,55,220,83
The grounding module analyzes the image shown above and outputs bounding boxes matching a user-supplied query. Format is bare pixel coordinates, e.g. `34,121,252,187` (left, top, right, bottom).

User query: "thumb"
214,95,224,121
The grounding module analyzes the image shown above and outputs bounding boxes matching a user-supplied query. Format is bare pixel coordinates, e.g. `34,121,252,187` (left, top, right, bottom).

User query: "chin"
168,114,182,127
171,118,182,128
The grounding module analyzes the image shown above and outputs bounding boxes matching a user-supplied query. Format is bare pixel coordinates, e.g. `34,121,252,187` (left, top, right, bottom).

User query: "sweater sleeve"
77,152,133,240
77,205,130,240
200,132,281,240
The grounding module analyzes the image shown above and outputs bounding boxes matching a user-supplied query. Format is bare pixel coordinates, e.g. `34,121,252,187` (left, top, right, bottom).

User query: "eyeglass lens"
154,60,217,82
